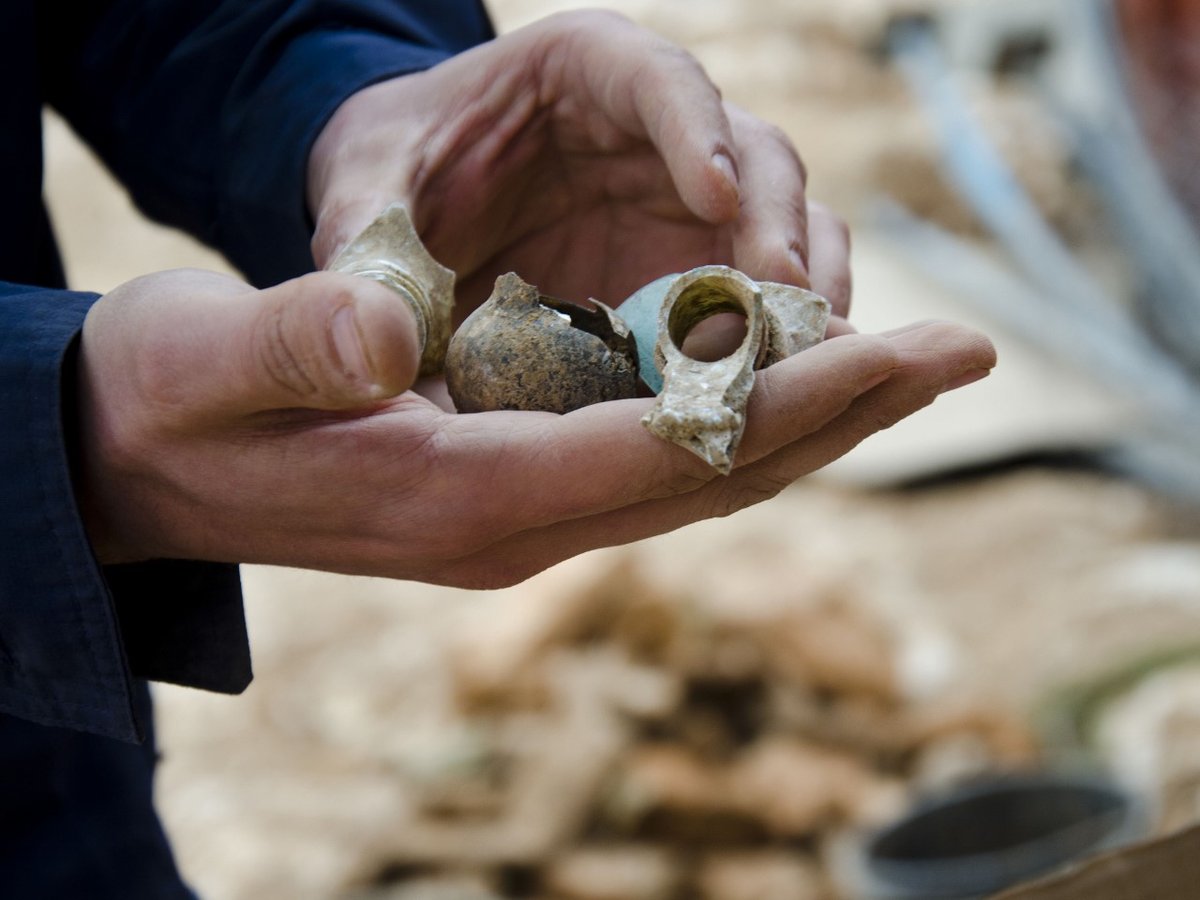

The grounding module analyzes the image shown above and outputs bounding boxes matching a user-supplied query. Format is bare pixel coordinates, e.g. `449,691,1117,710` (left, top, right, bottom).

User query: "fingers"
432,322,995,588
744,322,996,475
151,271,422,421
246,272,422,411
720,111,852,322
806,201,853,318
624,47,740,225
537,11,741,225
431,332,902,556
725,104,811,287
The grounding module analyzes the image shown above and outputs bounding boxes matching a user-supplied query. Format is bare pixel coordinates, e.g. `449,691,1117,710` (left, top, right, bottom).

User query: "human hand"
76,268,993,588
307,10,853,329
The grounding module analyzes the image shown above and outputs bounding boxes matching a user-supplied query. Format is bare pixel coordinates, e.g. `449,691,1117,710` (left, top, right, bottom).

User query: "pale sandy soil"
38,1,1200,898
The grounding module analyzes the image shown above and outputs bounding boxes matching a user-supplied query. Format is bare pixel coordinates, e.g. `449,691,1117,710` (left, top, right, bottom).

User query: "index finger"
537,10,742,225
726,103,812,287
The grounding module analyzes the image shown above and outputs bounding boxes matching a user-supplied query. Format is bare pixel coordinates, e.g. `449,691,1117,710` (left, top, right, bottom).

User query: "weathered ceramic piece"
329,203,456,377
618,274,830,393
619,267,831,474
445,272,639,414
630,267,766,474
759,282,832,365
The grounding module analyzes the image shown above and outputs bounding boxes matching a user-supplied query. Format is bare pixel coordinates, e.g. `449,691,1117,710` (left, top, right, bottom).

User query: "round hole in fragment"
678,313,749,361
667,282,750,361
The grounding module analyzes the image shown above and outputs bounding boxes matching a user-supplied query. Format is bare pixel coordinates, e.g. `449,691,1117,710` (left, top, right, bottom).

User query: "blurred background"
44,0,1200,897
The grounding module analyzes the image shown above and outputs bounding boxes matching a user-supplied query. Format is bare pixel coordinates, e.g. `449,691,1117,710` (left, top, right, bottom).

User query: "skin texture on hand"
76,11,997,588
76,268,994,589
307,10,853,325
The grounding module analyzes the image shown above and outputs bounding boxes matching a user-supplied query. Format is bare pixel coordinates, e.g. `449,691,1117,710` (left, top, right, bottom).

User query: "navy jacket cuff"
0,284,251,742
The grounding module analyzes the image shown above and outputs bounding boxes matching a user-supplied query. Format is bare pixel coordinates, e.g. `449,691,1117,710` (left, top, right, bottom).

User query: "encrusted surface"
639,267,767,474
761,282,832,365
627,267,831,474
445,272,639,414
329,203,456,377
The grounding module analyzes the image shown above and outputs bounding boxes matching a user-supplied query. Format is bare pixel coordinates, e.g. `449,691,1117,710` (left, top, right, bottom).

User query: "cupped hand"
77,269,994,588
307,10,852,322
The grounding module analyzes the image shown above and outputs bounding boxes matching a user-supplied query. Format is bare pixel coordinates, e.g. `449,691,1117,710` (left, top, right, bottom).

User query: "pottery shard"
620,265,830,473
640,267,766,474
759,282,832,365
543,846,682,900
445,272,638,414
329,203,456,377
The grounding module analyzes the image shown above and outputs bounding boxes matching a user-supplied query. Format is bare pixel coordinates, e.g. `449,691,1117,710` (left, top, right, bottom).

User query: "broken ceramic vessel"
618,266,831,474
445,272,639,414
329,203,456,377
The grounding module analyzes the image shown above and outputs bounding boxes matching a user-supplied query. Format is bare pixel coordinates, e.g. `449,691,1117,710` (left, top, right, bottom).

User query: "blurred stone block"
696,850,829,900
543,846,681,900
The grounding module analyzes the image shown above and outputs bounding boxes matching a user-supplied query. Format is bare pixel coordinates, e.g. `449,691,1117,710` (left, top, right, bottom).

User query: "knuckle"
257,274,370,401
703,476,786,519
257,302,319,398
857,401,916,436
650,457,716,499
851,333,900,370
732,111,808,187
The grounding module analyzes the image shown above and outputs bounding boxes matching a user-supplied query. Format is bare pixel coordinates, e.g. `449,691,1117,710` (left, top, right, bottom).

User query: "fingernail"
331,306,374,385
712,151,740,192
940,368,992,393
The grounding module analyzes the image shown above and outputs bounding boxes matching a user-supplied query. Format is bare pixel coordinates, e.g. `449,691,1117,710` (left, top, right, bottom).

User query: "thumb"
229,271,422,414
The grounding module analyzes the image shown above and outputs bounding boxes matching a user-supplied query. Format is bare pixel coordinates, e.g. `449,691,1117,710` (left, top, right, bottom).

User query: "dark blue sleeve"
6,2,493,740
41,0,494,287
0,283,251,742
